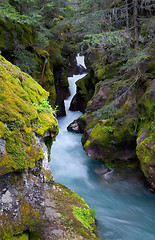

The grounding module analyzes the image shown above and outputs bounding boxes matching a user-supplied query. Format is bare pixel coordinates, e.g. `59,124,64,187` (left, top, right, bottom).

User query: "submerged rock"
94,167,109,175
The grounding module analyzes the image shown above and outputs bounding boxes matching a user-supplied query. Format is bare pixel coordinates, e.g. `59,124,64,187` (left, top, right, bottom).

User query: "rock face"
68,44,155,190
69,71,99,112
0,173,99,240
0,56,99,239
0,55,58,175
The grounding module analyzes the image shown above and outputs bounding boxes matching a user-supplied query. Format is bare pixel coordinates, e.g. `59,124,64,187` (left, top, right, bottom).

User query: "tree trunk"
125,0,129,31
133,0,139,49
114,0,118,29
40,58,48,86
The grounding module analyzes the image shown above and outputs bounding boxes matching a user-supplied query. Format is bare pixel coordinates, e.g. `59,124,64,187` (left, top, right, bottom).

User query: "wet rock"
69,71,99,113
2,190,12,204
86,82,111,112
75,64,87,75
94,167,109,175
0,138,5,158
67,120,80,133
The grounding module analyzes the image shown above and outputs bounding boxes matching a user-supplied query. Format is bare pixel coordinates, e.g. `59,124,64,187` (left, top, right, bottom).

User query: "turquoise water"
50,74,155,240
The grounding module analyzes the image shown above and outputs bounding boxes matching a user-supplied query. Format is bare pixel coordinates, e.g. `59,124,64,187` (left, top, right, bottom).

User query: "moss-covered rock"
0,173,99,240
78,73,155,190
83,116,137,167
0,55,58,175
0,19,33,52
136,79,155,190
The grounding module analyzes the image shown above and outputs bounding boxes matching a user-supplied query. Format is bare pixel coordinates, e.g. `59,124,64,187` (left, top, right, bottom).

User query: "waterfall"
76,53,87,69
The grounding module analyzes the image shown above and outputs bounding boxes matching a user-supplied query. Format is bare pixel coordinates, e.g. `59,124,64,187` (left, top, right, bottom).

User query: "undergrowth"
33,99,57,116
73,206,95,231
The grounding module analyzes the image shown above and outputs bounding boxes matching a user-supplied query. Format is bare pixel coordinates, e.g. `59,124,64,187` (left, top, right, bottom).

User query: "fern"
96,102,119,119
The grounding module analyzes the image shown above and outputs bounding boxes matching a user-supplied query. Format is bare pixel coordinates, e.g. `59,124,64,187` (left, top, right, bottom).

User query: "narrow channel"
50,56,155,240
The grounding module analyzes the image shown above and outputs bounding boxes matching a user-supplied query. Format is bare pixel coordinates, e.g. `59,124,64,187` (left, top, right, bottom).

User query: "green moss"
0,121,5,138
76,71,99,104
29,232,41,240
35,48,49,59
12,233,29,240
0,55,58,175
49,39,64,66
137,128,155,163
32,111,58,136
0,19,34,51
136,133,155,188
93,62,106,81
85,120,114,150
105,62,119,79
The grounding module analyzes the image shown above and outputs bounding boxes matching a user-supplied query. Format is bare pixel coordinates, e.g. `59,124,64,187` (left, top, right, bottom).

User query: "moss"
0,121,5,138
19,199,40,228
136,129,155,188
137,128,155,165
0,197,42,240
35,48,49,59
42,62,57,107
104,62,119,79
12,233,29,240
93,62,106,81
0,55,58,175
84,120,114,150
29,232,41,240
48,183,99,239
0,19,34,51
136,77,155,185
76,72,99,105
32,111,58,136
138,86,155,121
48,39,64,66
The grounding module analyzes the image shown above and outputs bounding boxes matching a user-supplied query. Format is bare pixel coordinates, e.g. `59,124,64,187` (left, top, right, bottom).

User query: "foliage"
90,206,96,218
0,2,23,22
73,206,95,231
96,102,119,120
33,99,58,116
12,47,36,74
151,121,155,132
121,48,149,72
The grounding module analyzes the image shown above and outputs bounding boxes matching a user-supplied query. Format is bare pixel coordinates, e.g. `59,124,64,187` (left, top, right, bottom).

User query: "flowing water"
50,57,155,240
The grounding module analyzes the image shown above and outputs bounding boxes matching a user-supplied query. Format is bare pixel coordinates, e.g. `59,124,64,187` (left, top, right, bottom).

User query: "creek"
50,56,155,240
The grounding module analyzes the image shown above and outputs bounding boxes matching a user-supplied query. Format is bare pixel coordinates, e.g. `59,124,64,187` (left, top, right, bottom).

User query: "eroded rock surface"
0,173,99,240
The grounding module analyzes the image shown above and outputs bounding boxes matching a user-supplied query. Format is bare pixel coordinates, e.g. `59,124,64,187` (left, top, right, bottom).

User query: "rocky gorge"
0,0,155,239
0,55,99,239
68,46,155,191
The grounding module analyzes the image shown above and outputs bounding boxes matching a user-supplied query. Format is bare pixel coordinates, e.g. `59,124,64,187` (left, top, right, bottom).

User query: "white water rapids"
50,55,155,240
